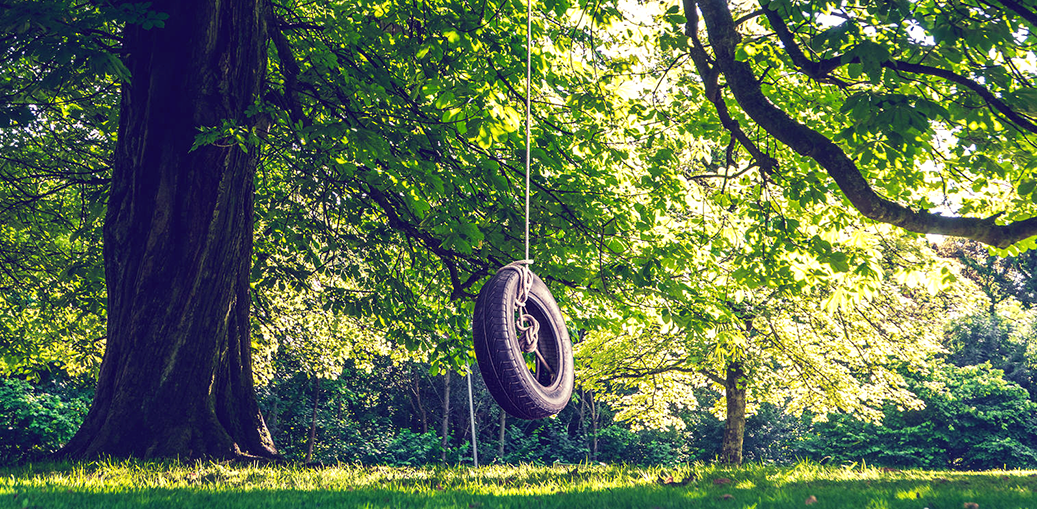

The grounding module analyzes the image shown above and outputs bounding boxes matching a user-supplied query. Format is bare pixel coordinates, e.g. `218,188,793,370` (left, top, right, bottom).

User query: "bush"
498,416,588,465
797,363,1037,470
360,429,441,466
595,425,688,465
0,377,91,463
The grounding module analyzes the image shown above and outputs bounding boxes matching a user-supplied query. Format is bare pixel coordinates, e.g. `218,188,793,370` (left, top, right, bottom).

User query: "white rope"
525,0,532,261
496,0,540,357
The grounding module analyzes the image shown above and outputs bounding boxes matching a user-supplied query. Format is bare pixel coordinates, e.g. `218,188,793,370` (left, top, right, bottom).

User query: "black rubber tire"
473,267,574,420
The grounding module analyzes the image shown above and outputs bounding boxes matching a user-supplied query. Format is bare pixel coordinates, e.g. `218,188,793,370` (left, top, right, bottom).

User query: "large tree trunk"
60,0,276,459
721,362,747,465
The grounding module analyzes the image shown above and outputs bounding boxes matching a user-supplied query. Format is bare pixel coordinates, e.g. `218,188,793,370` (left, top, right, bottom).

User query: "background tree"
937,239,1037,312
800,363,1037,470
576,227,979,465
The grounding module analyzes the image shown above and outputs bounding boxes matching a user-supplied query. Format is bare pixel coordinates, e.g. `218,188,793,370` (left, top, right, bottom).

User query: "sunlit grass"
1,459,1035,508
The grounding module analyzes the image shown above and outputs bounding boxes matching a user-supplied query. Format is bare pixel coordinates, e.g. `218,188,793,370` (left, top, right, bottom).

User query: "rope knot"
497,260,539,352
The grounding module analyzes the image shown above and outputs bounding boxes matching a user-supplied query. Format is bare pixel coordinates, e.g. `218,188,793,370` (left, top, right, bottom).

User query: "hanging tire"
473,265,574,420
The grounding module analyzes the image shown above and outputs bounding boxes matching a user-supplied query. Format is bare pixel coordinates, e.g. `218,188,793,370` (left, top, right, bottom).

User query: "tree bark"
440,370,452,463
409,368,428,434
721,362,747,466
497,410,506,460
589,390,598,461
305,377,320,463
60,0,276,459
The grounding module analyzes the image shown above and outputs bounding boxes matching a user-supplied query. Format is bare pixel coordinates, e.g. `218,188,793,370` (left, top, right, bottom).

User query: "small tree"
577,229,977,464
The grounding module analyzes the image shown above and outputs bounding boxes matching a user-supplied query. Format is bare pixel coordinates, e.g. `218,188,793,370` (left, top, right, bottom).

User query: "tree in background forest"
576,229,980,464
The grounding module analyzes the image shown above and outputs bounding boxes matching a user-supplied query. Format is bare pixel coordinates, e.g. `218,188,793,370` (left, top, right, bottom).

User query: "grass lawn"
0,459,1034,508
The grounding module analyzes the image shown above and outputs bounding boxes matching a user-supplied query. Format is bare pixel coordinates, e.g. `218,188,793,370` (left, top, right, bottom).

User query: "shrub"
361,429,441,466
0,377,90,463
797,363,1037,470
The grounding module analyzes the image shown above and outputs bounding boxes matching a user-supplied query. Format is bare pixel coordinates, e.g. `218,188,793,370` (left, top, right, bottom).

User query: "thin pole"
524,0,532,261
466,362,479,467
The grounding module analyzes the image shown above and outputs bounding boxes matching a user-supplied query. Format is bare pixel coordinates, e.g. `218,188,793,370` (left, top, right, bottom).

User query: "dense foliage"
1,0,1036,463
0,376,90,463
801,364,1037,470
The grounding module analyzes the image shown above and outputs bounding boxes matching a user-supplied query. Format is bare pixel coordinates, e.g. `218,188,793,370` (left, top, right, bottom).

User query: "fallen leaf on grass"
718,494,734,500
469,503,483,508
964,503,979,509
805,495,817,505
658,473,696,486
713,477,732,485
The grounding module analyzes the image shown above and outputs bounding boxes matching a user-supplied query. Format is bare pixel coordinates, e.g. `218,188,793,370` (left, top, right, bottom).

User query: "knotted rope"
497,260,540,353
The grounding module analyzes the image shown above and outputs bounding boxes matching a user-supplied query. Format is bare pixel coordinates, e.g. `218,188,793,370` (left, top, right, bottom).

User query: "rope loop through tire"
474,262,574,420
498,260,540,353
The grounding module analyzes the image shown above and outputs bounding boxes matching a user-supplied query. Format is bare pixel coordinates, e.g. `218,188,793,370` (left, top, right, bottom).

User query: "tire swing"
473,261,574,419
471,0,574,420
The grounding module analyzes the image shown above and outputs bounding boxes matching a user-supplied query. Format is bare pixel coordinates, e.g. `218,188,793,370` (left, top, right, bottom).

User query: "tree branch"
683,0,777,175
694,0,1037,249
760,1,1037,134
885,59,1037,134
979,0,1037,28
265,5,309,128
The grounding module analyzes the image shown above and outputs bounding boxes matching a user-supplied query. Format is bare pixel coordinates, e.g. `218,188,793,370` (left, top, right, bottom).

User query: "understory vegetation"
4,303,1036,469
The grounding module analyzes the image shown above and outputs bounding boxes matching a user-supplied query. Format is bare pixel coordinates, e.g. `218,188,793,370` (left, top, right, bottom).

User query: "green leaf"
1017,180,1036,197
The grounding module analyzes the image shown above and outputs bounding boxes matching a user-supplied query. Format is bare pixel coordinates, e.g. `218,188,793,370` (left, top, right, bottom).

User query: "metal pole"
466,362,479,467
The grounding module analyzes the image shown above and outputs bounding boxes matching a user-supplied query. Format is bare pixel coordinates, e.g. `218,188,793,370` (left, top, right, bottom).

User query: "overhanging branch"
692,0,1037,249
760,2,1037,134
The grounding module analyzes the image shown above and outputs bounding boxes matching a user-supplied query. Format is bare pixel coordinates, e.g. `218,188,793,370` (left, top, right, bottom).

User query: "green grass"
1,459,1035,508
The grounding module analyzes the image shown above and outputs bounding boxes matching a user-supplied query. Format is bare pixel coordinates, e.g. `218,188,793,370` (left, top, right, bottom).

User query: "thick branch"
265,5,309,128
364,184,472,300
886,60,1037,134
980,0,1037,28
695,0,1037,249
683,0,777,174
761,2,1037,134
